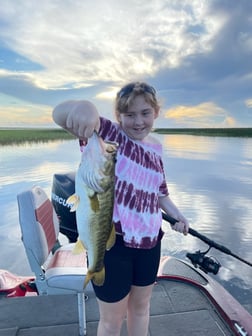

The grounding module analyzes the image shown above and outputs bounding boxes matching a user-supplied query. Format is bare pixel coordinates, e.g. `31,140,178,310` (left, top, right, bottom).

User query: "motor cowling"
51,172,78,242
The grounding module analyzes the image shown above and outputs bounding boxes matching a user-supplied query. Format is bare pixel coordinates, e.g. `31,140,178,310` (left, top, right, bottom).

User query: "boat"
1,256,251,335
0,269,36,298
0,172,251,336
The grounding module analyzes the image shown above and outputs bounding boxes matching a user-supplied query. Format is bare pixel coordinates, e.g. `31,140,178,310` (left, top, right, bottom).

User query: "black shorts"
92,235,161,303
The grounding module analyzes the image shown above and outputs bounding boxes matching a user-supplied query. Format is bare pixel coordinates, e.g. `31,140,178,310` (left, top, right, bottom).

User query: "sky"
0,0,252,128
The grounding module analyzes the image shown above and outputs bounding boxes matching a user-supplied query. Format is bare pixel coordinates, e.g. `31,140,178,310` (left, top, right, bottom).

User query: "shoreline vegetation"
0,128,75,145
153,127,252,137
0,127,252,145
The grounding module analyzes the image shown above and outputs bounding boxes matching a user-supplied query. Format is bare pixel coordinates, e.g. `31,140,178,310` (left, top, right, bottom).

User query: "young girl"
52,82,189,336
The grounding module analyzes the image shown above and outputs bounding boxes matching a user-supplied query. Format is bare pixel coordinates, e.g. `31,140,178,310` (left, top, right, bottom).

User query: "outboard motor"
51,172,78,242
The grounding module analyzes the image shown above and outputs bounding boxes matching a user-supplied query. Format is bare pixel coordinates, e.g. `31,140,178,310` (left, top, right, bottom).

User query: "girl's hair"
115,82,160,121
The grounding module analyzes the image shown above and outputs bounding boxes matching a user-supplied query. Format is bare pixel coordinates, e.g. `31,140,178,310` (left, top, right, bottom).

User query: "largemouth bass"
67,132,118,288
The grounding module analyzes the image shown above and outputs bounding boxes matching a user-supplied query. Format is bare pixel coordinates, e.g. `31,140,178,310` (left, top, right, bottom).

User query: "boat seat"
17,186,88,336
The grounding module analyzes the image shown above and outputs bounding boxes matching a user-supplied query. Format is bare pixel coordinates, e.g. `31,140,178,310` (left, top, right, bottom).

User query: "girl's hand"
171,215,189,235
66,101,100,139
159,196,189,235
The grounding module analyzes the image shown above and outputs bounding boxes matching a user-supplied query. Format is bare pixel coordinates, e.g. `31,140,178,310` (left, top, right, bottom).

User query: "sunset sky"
0,0,252,128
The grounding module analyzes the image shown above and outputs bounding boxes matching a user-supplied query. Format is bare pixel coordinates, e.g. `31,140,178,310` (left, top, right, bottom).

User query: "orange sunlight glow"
164,102,236,127
162,134,219,160
1,105,53,127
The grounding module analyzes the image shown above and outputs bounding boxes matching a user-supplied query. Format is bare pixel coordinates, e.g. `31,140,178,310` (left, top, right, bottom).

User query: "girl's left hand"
171,216,189,235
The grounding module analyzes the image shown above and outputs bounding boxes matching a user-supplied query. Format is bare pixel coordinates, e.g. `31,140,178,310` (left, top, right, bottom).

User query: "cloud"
164,102,236,127
223,116,236,127
95,87,119,100
0,0,226,89
245,99,252,108
0,98,52,127
0,0,252,127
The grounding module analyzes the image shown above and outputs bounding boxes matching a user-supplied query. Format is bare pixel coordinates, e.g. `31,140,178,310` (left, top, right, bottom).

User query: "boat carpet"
0,278,234,336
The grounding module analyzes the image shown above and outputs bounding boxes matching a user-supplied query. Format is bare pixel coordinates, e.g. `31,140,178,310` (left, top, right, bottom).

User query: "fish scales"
67,132,118,288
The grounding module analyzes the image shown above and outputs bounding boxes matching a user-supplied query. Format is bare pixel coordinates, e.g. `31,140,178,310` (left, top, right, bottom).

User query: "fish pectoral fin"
89,193,100,212
66,194,80,212
84,268,105,288
106,224,116,250
73,239,86,254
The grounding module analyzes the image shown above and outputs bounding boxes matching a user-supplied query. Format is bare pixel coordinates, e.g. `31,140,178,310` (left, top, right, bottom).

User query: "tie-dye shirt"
88,117,168,249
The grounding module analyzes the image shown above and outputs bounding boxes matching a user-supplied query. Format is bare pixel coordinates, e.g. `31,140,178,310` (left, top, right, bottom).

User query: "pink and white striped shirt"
93,117,168,249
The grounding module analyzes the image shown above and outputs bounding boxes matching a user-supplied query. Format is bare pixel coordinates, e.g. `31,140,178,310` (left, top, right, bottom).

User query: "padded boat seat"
17,185,88,335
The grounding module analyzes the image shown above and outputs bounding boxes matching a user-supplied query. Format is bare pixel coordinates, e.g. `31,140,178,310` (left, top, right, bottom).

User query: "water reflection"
0,136,252,313
242,140,252,159
157,134,252,312
162,134,220,160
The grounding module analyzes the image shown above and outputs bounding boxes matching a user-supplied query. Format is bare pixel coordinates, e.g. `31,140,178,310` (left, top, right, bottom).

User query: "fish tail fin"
66,194,80,212
73,239,86,254
93,267,105,286
84,268,105,288
106,224,116,250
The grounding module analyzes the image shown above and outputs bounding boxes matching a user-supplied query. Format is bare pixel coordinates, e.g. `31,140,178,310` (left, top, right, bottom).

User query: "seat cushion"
45,244,88,292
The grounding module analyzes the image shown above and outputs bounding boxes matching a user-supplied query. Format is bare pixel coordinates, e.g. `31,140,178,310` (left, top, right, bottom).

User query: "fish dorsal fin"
106,224,116,250
89,193,100,212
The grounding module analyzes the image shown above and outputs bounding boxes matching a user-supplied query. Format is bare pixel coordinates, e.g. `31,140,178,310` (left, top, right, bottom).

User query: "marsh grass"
1,127,252,145
154,128,252,137
0,128,74,145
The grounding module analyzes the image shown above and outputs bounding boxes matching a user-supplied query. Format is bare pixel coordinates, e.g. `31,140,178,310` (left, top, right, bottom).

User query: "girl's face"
118,95,159,141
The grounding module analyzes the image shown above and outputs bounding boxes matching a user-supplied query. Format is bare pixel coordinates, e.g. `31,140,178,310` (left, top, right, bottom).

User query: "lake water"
0,135,252,313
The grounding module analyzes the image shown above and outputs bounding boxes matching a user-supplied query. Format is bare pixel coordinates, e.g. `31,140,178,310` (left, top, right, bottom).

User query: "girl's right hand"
66,100,100,139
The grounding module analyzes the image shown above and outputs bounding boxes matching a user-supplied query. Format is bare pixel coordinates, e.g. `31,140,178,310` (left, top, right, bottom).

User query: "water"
0,135,252,313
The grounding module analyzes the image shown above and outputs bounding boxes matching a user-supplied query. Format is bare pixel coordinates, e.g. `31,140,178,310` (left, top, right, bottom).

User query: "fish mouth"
104,141,119,154
79,136,118,193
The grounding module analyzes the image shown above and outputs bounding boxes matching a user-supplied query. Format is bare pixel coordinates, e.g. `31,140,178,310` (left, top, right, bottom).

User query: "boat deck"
1,257,251,336
0,278,235,336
